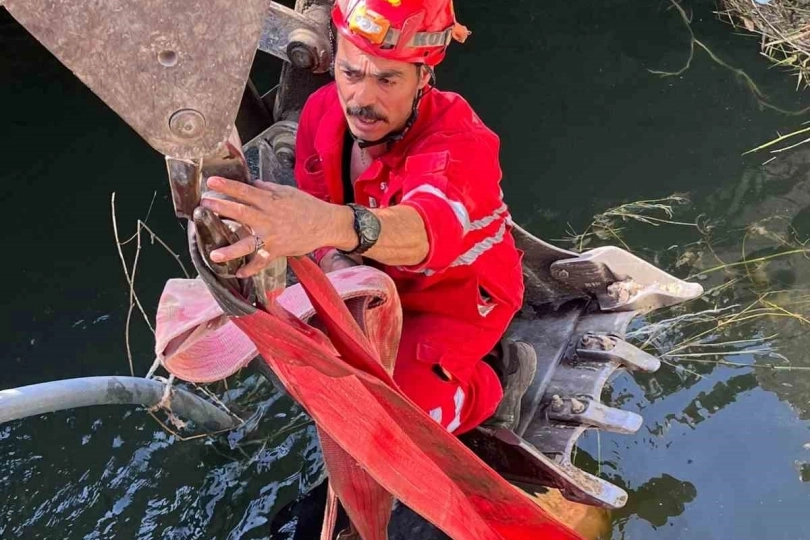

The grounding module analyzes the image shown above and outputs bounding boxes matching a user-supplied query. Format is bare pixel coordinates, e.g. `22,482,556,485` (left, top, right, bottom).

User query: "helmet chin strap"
351,66,436,150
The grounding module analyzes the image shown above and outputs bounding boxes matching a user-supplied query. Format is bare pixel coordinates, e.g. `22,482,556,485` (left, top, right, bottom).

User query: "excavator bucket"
2,0,334,226
461,226,701,509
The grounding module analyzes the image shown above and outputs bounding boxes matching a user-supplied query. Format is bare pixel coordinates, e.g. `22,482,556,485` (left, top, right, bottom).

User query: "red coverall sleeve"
293,91,335,264
398,132,503,273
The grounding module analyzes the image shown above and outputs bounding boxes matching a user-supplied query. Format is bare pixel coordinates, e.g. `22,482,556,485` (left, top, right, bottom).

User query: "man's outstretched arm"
200,177,430,277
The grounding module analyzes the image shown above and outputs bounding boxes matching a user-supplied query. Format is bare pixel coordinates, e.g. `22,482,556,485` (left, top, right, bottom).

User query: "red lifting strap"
231,256,582,540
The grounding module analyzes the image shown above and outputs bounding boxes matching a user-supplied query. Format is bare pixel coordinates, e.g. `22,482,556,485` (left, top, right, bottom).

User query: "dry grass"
567,193,810,378
654,0,810,116
653,1,810,157
633,224,810,375
560,194,703,252
721,0,810,90
111,191,243,439
627,292,810,375
743,120,810,155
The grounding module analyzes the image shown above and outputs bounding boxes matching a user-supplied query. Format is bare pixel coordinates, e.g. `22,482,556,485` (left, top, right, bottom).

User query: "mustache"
346,105,387,123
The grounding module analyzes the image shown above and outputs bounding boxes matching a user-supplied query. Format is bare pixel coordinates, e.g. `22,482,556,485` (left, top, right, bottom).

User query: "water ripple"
0,373,323,539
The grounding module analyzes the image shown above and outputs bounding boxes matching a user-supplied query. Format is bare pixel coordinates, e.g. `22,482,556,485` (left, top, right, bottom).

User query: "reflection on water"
577,145,810,537
4,0,810,538
617,474,697,529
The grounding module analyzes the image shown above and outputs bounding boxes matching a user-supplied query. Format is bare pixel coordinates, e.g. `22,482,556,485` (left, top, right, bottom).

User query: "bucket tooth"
468,308,656,508
522,423,627,508
546,397,643,435
577,332,661,373
549,246,703,313
542,361,619,405
462,426,629,509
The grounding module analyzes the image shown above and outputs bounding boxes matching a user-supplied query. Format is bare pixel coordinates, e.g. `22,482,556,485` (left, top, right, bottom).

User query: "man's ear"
417,64,433,90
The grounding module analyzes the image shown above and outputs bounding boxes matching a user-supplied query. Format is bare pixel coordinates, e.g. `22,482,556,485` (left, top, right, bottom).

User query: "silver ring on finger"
253,235,265,253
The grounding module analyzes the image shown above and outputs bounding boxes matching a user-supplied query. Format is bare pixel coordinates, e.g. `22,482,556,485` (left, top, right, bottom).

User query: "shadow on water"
3,0,810,538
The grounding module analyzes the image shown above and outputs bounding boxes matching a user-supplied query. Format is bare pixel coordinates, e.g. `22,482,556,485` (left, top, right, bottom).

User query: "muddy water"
2,0,810,538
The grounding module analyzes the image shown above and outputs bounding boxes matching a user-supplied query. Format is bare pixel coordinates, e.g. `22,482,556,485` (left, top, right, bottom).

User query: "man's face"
334,34,430,142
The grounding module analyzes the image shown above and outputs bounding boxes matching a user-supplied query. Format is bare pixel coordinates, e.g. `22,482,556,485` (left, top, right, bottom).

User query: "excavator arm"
0,0,329,158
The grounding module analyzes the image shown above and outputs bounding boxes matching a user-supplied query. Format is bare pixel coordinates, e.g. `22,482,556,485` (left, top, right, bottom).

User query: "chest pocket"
356,161,393,208
297,154,330,201
405,151,450,176
379,151,451,208
378,171,403,207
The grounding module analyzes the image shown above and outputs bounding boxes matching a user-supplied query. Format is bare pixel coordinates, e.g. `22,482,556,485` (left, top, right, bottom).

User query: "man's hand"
201,176,354,278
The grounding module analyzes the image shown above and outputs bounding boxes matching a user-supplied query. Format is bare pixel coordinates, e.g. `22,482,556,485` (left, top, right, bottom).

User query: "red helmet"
332,0,470,66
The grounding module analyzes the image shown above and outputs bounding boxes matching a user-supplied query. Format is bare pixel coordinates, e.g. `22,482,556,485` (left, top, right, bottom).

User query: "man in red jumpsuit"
201,0,536,435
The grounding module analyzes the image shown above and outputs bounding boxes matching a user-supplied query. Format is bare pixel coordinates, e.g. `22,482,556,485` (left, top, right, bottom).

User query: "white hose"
0,376,239,431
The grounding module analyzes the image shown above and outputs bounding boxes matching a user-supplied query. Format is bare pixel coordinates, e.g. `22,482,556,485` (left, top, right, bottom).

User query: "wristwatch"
339,203,381,255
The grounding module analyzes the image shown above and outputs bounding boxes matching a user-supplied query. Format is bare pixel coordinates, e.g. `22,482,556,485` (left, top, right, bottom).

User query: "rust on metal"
569,397,586,414
201,138,253,185
579,332,616,351
607,278,644,305
165,157,201,219
169,109,207,140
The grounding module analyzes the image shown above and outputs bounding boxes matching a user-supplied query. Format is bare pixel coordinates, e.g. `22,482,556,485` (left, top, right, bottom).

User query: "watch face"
357,207,381,243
